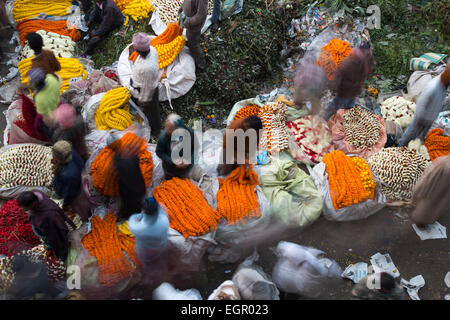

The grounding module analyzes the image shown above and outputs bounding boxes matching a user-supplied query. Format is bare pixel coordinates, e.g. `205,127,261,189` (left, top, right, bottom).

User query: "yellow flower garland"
12,0,73,23
94,87,134,131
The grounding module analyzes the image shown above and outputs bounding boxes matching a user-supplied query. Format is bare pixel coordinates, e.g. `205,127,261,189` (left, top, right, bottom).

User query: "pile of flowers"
151,23,186,69
424,128,450,161
94,87,133,131
16,19,81,45
233,104,260,120
152,0,214,25
12,0,73,23
380,96,416,128
258,102,290,154
19,30,76,59
315,38,352,80
342,105,382,151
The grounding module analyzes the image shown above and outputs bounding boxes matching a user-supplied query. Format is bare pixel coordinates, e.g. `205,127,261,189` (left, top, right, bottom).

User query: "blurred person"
324,43,376,121
352,272,407,300
156,114,196,180
409,155,450,227
82,0,124,57
17,190,76,261
52,140,92,221
180,0,208,72
26,32,61,78
210,0,222,33
217,115,263,176
128,197,169,288
129,32,161,138
0,0,13,59
399,64,450,146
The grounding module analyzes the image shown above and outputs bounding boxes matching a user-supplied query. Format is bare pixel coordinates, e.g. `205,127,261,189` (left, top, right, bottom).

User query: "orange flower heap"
151,23,185,69
323,150,373,210
234,104,260,120
81,213,141,287
315,38,352,80
424,128,450,161
17,20,81,45
90,132,153,197
216,166,261,225
153,178,222,238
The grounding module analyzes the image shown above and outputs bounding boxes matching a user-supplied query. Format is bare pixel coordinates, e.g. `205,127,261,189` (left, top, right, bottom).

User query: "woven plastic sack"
406,64,446,102
328,107,387,159
272,241,342,298
310,162,386,222
117,43,196,105
259,159,323,227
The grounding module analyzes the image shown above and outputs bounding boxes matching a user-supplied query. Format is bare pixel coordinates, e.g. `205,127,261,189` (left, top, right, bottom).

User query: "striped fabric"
410,53,447,71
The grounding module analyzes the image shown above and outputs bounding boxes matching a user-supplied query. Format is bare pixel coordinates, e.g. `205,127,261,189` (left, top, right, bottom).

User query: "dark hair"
379,272,396,293
244,115,263,131
142,197,159,215
114,152,146,220
17,191,38,208
52,116,89,162
26,32,44,52
136,50,150,59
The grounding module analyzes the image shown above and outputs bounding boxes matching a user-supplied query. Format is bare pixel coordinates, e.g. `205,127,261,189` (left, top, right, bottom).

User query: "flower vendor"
181,0,208,72
129,197,169,287
399,64,450,146
25,32,61,78
156,114,196,180
82,0,125,57
16,190,76,261
27,67,61,138
129,32,162,138
218,115,263,176
408,155,450,227
52,140,92,221
324,43,376,121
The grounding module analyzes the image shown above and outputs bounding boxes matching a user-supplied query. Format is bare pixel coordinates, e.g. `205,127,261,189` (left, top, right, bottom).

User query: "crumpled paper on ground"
342,262,368,284
412,222,447,241
400,275,425,300
370,253,400,278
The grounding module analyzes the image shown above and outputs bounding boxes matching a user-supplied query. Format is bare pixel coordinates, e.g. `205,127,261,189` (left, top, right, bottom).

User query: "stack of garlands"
82,213,141,287
17,19,81,45
315,38,352,80
18,56,88,93
0,144,54,189
216,166,261,225
94,87,134,131
153,178,222,238
12,0,73,23
20,30,76,59
23,245,66,282
342,106,382,151
351,157,376,199
0,200,41,257
258,102,290,154
233,104,260,120
424,128,450,161
151,23,185,69
367,147,429,201
90,132,153,197
323,150,375,210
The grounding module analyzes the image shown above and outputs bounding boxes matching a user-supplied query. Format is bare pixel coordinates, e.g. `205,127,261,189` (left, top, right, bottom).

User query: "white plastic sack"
152,282,203,300
430,110,450,137
232,251,280,300
406,65,446,102
117,43,196,103
208,280,241,300
272,241,342,298
310,162,387,222
196,128,224,176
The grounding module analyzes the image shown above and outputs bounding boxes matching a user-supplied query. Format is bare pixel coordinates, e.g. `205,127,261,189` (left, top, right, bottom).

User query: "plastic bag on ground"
310,162,386,221
259,159,323,226
272,241,342,298
152,282,202,300
232,251,280,300
208,280,241,300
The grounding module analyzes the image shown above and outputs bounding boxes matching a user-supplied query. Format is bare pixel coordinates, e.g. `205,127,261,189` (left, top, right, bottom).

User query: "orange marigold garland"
217,166,261,225
90,132,153,197
323,150,374,210
81,213,141,287
424,128,450,161
153,178,222,238
315,38,352,80
233,104,260,120
17,19,81,45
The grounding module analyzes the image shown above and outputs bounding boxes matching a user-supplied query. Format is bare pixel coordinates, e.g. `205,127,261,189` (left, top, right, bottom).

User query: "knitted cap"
132,33,151,52
27,67,46,86
54,104,76,129
53,140,72,163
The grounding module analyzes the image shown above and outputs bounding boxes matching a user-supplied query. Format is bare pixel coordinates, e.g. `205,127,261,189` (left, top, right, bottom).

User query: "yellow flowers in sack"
12,0,73,23
18,57,88,93
122,0,154,21
154,35,186,69
95,87,134,131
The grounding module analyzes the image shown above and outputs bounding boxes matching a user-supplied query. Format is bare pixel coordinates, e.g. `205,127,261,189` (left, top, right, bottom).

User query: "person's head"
378,272,396,293
27,67,46,91
142,197,159,216
25,32,43,53
52,140,73,166
165,113,182,135
243,115,263,132
17,191,39,211
441,63,450,88
132,32,151,57
294,60,328,104
54,104,76,130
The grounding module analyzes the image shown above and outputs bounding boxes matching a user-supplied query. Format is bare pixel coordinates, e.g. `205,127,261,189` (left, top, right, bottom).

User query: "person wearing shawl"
17,190,76,261
52,140,92,221
26,32,61,78
129,32,161,138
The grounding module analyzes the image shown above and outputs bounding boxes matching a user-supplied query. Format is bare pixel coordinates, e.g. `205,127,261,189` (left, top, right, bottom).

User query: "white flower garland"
258,102,290,154
19,30,75,60
343,105,381,151
380,96,416,129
